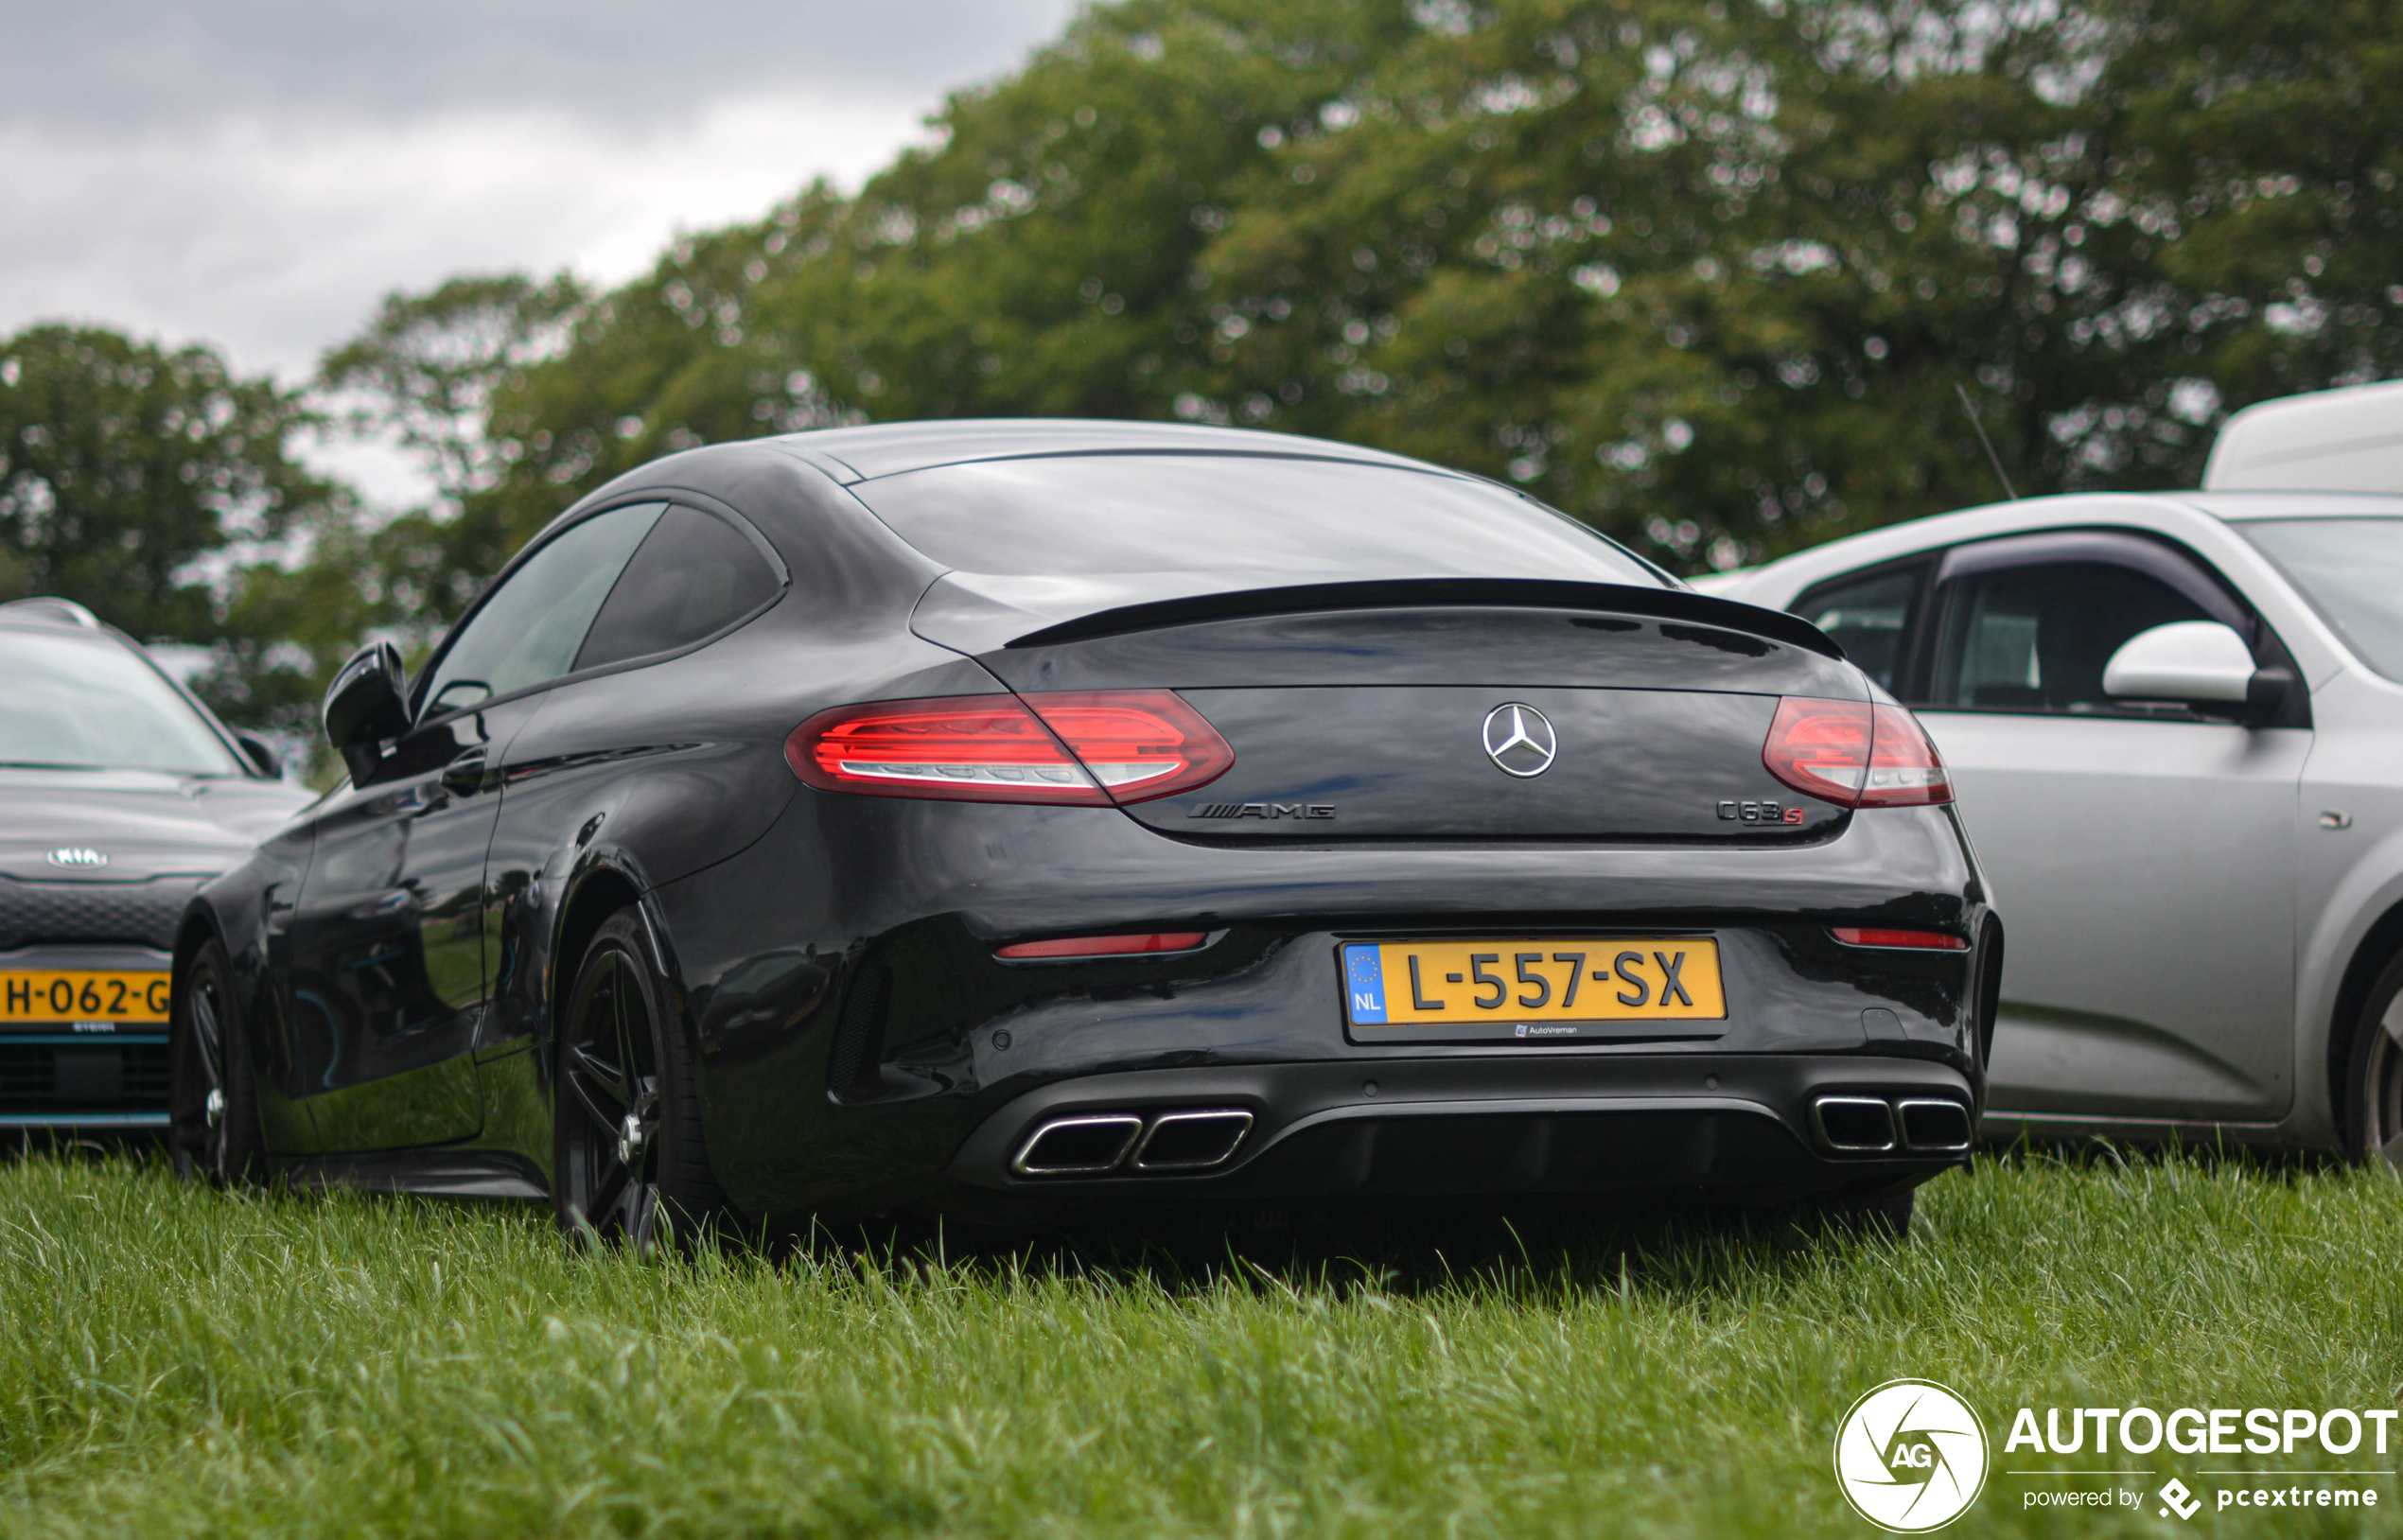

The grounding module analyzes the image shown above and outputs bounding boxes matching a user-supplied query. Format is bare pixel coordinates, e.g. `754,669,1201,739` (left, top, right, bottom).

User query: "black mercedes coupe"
1,597,309,1130
172,420,1999,1240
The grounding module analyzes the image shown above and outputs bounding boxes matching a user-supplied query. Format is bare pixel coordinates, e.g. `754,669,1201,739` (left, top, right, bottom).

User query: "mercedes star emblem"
1482,703,1558,778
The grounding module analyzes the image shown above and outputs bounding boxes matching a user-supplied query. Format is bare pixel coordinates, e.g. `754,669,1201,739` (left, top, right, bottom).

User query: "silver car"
1720,488,2403,1160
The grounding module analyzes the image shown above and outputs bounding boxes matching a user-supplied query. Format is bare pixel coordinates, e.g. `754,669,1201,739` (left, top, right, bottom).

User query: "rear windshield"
2236,516,2403,682
0,625,247,776
849,454,1664,586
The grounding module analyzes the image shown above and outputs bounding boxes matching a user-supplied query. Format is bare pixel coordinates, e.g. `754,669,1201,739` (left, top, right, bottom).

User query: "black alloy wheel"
553,909,732,1248
2343,952,2403,1166
168,937,267,1184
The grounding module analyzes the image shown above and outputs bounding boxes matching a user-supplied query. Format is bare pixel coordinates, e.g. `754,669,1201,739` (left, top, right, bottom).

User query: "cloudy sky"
0,0,1080,382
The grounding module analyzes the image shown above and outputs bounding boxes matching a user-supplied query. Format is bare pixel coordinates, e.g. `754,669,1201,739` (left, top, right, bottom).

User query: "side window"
417,502,666,720
1931,562,2214,714
573,505,782,673
1793,565,1924,693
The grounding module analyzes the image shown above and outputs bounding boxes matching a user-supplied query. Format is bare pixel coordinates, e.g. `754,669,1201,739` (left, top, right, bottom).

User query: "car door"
278,501,669,1150
477,502,788,1062
1801,532,2310,1122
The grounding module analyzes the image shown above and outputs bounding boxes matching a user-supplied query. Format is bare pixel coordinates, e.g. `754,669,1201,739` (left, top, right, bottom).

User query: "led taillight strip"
785,691,1234,806
1762,697,1953,809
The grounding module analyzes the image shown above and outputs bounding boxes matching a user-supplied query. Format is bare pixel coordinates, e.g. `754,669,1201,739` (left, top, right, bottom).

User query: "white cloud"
0,91,926,379
0,1,1077,519
0,1,1078,379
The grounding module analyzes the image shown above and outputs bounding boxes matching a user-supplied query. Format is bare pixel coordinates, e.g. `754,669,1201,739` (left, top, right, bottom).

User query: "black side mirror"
235,732,282,779
322,641,411,781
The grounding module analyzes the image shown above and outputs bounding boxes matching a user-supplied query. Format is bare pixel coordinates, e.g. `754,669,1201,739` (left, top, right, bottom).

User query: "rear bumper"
669,792,1994,1225
936,1053,1974,1218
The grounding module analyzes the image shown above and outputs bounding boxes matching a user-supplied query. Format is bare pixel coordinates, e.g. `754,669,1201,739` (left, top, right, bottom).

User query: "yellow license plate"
1,971,171,1024
1342,938,1725,1041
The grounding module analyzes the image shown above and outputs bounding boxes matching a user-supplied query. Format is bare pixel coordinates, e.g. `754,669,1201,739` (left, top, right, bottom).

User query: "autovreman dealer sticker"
1833,1379,1991,1531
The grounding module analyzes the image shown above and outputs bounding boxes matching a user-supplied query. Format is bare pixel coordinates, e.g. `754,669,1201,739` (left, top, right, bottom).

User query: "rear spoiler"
996,577,1845,659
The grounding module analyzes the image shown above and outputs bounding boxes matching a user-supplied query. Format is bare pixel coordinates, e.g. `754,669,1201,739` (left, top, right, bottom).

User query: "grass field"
0,1150,2397,1538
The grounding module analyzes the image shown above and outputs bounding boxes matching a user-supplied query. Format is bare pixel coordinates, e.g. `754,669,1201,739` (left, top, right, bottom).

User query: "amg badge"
1189,802,1335,820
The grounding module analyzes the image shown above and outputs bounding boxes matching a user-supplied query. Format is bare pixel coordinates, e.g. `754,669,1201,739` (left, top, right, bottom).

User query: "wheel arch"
2324,897,2403,1149
549,862,689,1048
168,895,281,1074
551,866,641,1022
170,902,223,981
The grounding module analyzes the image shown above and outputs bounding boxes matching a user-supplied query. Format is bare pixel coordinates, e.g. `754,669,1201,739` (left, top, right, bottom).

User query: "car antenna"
1955,382,2019,501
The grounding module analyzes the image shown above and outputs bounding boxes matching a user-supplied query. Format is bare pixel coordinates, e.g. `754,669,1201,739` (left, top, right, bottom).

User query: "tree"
1194,0,2403,564
0,324,327,640
318,272,588,629
481,1,1422,531
462,0,2403,574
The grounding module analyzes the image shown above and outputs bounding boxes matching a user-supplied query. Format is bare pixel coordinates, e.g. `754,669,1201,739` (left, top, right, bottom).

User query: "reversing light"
1831,927,1968,950
1762,698,1952,808
994,932,1210,960
785,691,1233,805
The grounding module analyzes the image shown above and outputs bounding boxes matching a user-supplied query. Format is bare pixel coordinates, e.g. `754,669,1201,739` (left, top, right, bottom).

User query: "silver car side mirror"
2102,621,2256,704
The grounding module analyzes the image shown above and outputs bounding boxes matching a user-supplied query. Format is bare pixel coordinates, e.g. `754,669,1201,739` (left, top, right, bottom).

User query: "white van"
2205,377,2403,494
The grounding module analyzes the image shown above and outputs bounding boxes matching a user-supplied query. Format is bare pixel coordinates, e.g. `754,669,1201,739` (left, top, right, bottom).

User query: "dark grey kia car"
175,420,2000,1243
0,598,309,1130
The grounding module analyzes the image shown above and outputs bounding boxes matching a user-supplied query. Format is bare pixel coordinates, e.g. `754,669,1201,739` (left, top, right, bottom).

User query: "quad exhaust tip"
1810,1094,1973,1155
1133,1110,1255,1171
1011,1108,1254,1178
1896,1097,1974,1152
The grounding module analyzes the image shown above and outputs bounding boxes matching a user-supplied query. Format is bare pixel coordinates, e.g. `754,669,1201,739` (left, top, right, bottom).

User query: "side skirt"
1981,1108,2299,1153
281,1148,548,1200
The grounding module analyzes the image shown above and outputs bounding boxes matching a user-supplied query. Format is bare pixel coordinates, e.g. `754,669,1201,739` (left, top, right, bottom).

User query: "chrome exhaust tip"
1131,1109,1254,1171
1897,1098,1974,1153
1812,1095,1898,1154
1011,1113,1144,1176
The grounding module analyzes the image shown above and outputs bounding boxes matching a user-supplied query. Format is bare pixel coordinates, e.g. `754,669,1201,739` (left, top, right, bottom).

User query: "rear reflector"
786,691,1233,805
994,932,1209,960
1763,698,1952,809
1831,926,1969,950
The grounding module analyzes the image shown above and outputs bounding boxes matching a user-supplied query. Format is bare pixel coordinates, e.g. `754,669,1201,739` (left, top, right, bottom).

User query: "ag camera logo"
1833,1379,1990,1531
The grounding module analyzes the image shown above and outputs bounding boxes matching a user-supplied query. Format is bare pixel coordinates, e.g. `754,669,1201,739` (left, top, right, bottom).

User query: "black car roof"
764,418,1449,484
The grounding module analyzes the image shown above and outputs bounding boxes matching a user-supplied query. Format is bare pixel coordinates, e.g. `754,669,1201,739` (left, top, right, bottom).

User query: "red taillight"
786,694,1104,802
784,691,1232,805
1762,698,1952,809
1021,691,1235,802
1831,926,1968,950
994,931,1209,960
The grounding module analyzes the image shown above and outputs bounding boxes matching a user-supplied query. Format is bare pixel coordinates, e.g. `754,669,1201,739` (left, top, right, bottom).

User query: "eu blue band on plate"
1342,943,1386,1024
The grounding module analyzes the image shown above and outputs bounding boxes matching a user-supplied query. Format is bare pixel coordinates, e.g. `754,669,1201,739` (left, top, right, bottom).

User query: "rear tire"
168,937,268,1185
553,910,733,1249
1858,1186,1916,1240
2342,952,2403,1166
1789,1185,1915,1242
